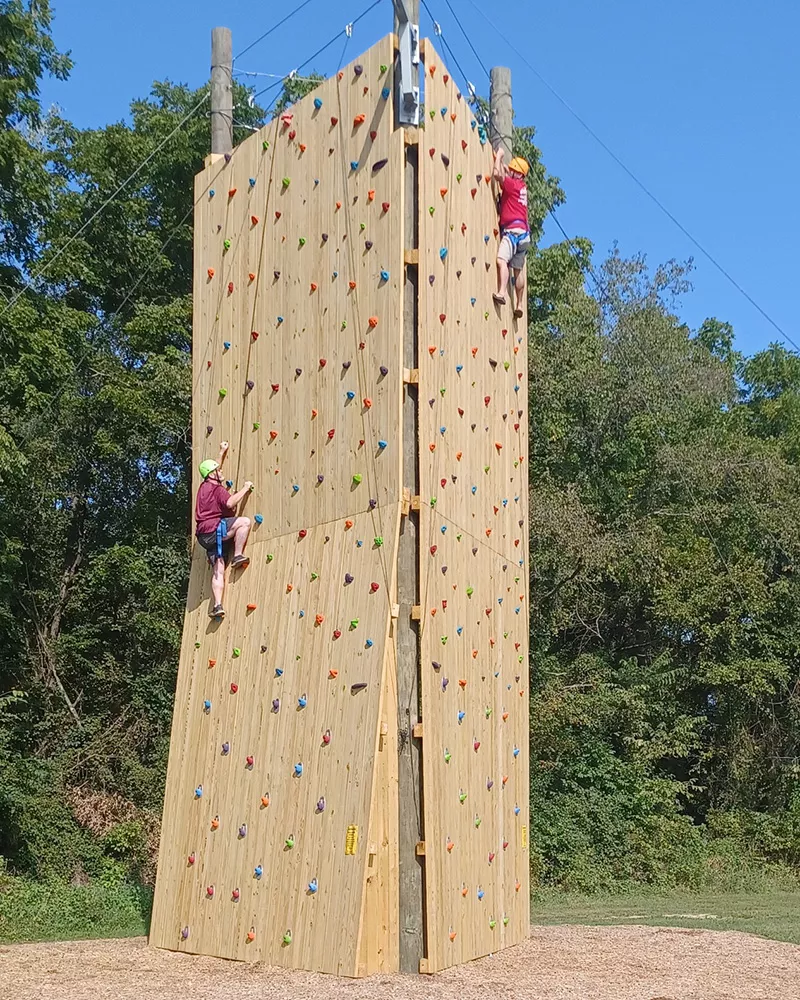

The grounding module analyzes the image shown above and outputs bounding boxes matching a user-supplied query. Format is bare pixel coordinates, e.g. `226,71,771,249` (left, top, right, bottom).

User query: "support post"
395,0,423,973
211,27,233,155
393,0,420,126
489,66,513,160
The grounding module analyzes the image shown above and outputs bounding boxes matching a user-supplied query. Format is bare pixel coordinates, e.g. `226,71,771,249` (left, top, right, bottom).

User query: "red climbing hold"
269,430,278,441
247,603,257,611
429,147,436,158
484,395,491,406
228,188,237,198
251,330,259,341
275,211,281,220
429,65,437,76
319,357,327,367
461,139,468,151
330,116,339,126
370,130,377,140
430,545,437,555
345,520,353,529
251,215,259,225
439,314,447,324
443,73,449,83
471,188,477,199
370,582,380,593
327,428,335,439
473,739,481,751
271,383,280,392
230,683,239,694
440,187,448,198
227,281,234,293
332,629,342,640
280,112,293,126
298,529,307,539
248,272,256,282
349,280,357,290
208,659,216,668
428,345,436,355
335,201,342,210
311,409,318,419
246,755,254,768
382,201,390,212
310,282,317,291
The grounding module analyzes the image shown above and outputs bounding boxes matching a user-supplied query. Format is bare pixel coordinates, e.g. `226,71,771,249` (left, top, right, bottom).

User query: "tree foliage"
1,11,799,895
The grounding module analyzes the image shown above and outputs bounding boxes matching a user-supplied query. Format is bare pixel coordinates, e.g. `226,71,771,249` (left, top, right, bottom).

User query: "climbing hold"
283,929,293,946
207,267,214,279
282,177,290,187
221,742,230,755
246,928,256,943
272,698,280,713
194,785,203,798
368,316,379,328
203,699,211,713
440,247,448,260
246,754,254,768
294,763,303,777
378,440,387,449
314,97,323,109
350,160,360,170
370,581,380,593
352,474,362,484
353,113,366,126
238,823,247,839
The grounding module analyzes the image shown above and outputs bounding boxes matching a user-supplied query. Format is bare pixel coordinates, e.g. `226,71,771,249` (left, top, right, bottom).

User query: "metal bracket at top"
393,0,419,126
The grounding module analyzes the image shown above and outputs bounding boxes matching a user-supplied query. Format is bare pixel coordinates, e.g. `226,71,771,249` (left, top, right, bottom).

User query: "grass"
0,880,152,944
532,888,800,946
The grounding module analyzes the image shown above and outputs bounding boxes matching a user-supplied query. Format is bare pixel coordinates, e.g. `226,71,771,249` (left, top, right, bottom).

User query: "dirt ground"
2,925,799,1000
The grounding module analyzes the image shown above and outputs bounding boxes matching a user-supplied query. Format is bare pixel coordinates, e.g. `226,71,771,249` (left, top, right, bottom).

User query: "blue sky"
42,0,798,356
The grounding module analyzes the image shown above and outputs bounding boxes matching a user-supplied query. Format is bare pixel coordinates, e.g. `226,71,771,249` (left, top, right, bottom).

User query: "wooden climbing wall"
150,36,405,977
416,41,530,973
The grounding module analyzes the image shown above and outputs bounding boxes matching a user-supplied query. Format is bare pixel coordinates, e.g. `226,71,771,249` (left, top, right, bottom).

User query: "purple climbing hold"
317,474,325,484
321,233,329,242
429,275,435,285
224,152,232,163
372,158,388,172
379,365,388,376
344,573,354,584
246,380,254,391
316,797,326,812
296,368,303,376
354,64,363,75
365,240,373,250
206,425,213,435
432,660,441,670
342,360,351,369
441,154,450,167
272,699,280,712
442,677,449,691
369,498,377,510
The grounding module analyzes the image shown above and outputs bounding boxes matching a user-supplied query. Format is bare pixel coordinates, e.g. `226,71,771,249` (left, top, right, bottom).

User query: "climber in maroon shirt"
492,147,531,320
195,441,252,619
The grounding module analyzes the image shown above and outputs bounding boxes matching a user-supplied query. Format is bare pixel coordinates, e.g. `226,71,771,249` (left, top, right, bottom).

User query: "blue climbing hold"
470,297,476,305
378,440,387,449
440,426,446,435
457,626,463,635
254,865,263,879
456,364,463,373
484,235,490,243
277,316,284,324
380,269,390,281
440,106,447,116
298,695,307,708
294,763,303,777
472,486,477,494
194,785,203,798
513,746,520,757
298,610,305,618
209,189,215,197
441,525,447,533
314,97,323,109
292,484,300,493
381,86,390,99
458,711,465,723
346,390,356,400
439,247,448,260
255,514,264,524
275,667,284,677
515,805,521,815
223,341,231,350
203,700,212,712
350,160,359,170
249,177,256,187
365,639,374,648
308,878,318,893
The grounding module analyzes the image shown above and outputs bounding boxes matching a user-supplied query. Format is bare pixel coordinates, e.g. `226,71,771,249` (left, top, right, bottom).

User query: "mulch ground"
2,924,799,1000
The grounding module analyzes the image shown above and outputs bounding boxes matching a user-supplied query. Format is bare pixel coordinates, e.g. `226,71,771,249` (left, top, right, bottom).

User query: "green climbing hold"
456,173,462,182
253,422,260,430
219,388,228,398
503,916,510,927
504,361,510,370
489,919,497,930
373,536,383,547
484,465,490,473
285,834,295,849
441,635,448,645
298,237,306,246
283,930,293,945
232,647,241,657
485,707,492,719
459,791,467,803
429,206,435,216
429,109,436,119
266,554,274,562
223,239,231,250
444,749,452,763
311,572,319,581
466,587,474,597
262,140,270,150
350,619,359,629
359,222,366,231
341,320,347,330
474,815,482,828
352,474,363,484
282,177,291,187
430,497,437,507
379,64,387,73
195,641,201,649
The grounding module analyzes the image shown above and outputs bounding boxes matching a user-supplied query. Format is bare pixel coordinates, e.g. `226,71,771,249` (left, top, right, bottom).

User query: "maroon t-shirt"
195,479,234,535
499,175,529,231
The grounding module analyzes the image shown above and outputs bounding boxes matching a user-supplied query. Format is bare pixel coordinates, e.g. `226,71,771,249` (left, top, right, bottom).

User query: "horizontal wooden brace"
404,127,419,146
411,605,422,620
412,722,424,739
404,248,419,265
403,367,419,384
415,841,426,856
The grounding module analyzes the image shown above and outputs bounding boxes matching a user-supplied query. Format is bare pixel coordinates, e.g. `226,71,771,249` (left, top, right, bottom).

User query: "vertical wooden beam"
489,66,513,160
211,27,233,155
393,0,420,127
395,4,424,968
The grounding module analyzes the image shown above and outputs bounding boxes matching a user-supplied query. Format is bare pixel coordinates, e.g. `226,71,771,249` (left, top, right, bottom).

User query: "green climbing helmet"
199,459,219,480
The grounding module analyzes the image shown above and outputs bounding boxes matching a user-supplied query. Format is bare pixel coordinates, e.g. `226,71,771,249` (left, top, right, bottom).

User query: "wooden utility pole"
211,27,233,155
490,66,513,161
393,0,424,976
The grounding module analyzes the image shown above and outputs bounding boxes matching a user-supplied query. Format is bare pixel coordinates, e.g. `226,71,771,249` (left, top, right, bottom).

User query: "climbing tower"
150,34,529,977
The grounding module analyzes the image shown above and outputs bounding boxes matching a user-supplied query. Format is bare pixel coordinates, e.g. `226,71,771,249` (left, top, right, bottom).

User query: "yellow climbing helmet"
509,157,529,177
199,459,219,479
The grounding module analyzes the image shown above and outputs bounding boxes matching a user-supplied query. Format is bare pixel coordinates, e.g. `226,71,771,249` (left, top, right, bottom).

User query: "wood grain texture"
151,37,404,977
416,40,530,973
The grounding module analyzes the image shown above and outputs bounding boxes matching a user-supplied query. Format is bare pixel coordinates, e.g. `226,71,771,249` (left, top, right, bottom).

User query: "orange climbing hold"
472,347,478,357
458,679,467,688
440,187,448,198
246,929,256,943
367,189,375,201
428,346,436,355
286,584,293,593
329,668,338,678
208,658,216,668
299,143,306,153
207,268,214,279
368,316,379,328
248,272,256,282
246,603,257,611
228,188,237,198
450,112,457,122
429,65,437,76
335,200,342,210
363,398,372,409
210,817,220,830
353,113,366,126
345,519,353,529
456,451,463,461
495,442,503,451
429,443,436,452
349,280,357,289
315,614,325,625
261,794,270,808
310,282,318,291
269,430,278,440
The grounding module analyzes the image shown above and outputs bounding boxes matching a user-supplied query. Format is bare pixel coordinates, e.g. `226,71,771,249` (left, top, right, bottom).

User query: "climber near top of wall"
492,147,530,320
195,441,252,619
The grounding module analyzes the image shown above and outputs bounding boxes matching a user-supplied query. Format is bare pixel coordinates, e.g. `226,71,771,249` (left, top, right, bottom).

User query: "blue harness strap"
215,518,228,560
504,228,531,251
